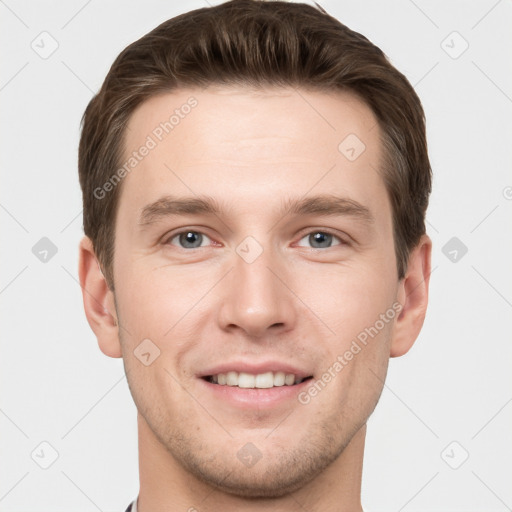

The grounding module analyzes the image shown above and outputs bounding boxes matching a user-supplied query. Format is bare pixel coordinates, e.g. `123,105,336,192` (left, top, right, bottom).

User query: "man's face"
112,86,400,496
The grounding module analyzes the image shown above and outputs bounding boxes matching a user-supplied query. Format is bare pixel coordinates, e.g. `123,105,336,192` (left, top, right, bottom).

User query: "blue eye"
165,229,346,250
296,231,344,249
167,231,212,249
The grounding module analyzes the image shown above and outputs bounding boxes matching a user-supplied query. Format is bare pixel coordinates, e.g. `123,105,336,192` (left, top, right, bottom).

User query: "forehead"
117,85,387,224
125,85,379,155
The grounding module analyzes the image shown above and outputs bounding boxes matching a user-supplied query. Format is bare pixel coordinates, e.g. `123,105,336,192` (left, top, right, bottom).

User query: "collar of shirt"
125,496,138,512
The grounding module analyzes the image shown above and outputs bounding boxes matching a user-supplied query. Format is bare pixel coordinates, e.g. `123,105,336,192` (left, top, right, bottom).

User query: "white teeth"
226,371,238,386
255,372,274,388
209,371,304,388
238,372,255,388
273,371,285,386
285,373,295,386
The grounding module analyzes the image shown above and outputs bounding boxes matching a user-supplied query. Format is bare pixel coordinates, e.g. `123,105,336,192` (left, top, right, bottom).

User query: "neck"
136,413,365,512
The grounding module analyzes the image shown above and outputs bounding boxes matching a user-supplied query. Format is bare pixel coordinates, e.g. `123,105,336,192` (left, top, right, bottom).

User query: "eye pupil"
310,232,332,248
180,231,202,248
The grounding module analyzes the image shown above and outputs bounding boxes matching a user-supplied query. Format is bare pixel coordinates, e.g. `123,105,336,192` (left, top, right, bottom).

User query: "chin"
193,461,321,499
177,437,345,499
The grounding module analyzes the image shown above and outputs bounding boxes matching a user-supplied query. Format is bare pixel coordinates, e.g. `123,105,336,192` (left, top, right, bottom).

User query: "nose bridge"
218,235,295,336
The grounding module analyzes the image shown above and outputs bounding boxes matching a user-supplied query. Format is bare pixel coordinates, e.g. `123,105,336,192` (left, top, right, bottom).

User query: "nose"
217,242,297,339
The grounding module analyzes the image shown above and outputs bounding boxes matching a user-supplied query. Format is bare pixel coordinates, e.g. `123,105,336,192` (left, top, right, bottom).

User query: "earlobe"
390,234,432,358
78,236,122,358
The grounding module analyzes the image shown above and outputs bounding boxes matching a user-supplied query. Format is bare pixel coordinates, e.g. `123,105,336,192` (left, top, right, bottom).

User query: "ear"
78,236,122,358
390,234,432,357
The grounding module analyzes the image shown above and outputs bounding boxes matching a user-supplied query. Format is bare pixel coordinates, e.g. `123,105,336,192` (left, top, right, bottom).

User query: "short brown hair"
79,0,432,291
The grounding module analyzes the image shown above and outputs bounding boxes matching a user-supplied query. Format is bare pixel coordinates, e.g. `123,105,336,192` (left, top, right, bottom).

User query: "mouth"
202,371,314,389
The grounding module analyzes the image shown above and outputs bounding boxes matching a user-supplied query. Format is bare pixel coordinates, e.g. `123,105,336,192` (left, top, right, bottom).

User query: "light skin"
79,86,431,512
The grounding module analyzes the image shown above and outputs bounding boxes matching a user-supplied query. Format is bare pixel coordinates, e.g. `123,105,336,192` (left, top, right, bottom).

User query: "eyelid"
163,228,215,248
294,228,350,248
162,227,351,249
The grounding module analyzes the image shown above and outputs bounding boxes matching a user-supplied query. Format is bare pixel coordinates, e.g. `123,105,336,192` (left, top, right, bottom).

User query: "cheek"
123,352,185,429
301,262,396,398
307,262,397,338
320,315,393,414
115,261,206,342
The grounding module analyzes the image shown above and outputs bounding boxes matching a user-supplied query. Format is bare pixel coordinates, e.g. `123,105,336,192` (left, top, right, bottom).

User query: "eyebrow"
137,193,374,228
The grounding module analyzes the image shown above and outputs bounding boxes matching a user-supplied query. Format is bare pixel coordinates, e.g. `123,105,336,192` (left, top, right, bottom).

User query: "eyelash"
163,228,349,250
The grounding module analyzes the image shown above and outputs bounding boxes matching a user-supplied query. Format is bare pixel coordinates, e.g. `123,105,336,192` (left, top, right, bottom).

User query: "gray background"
1,0,511,510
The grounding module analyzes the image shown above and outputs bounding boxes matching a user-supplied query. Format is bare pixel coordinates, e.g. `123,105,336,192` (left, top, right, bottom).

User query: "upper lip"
198,360,313,380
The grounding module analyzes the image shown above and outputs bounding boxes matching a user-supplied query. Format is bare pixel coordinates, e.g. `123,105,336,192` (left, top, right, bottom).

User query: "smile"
203,371,313,388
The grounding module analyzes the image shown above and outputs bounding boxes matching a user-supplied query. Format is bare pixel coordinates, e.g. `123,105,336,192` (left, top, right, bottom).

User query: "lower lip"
198,377,313,409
